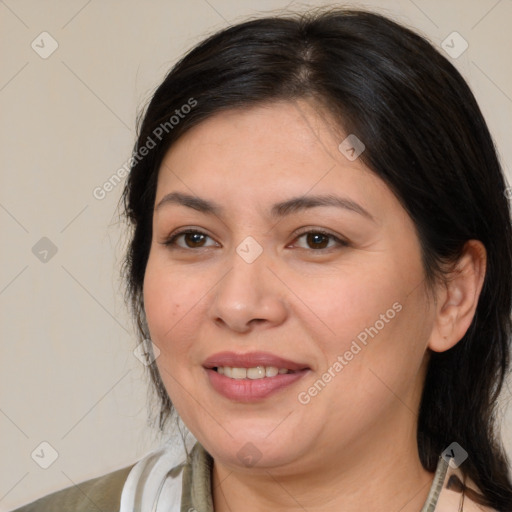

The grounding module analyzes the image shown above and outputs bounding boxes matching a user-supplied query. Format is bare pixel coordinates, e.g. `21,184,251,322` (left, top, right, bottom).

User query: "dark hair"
120,7,512,509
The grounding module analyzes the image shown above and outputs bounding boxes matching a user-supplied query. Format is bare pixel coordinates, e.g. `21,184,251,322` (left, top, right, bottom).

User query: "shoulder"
9,463,135,512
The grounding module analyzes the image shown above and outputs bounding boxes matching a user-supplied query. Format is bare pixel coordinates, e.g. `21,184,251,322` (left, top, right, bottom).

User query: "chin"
199,427,311,471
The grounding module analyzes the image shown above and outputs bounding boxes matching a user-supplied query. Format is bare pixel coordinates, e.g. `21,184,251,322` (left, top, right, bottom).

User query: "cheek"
142,257,203,355
296,263,402,351
299,257,427,390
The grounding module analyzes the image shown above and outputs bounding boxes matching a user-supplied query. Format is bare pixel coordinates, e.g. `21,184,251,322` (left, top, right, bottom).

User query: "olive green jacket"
10,464,135,512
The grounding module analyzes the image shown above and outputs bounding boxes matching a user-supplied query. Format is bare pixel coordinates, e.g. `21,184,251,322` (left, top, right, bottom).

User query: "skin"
142,99,487,512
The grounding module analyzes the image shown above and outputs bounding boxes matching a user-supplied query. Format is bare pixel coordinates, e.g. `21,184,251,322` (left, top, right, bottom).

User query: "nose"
208,247,288,334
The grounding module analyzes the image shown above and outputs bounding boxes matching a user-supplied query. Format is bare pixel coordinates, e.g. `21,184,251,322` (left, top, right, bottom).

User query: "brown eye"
305,232,330,249
293,229,348,251
182,232,207,248
162,229,217,249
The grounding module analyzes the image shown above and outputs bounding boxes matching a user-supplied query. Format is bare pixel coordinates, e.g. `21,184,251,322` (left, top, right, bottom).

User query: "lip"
205,368,309,402
203,351,310,402
203,351,310,372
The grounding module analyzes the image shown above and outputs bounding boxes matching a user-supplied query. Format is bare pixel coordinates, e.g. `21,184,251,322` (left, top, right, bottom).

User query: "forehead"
154,100,394,218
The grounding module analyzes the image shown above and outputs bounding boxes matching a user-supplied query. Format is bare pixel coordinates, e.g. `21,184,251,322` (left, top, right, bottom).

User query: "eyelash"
161,228,349,252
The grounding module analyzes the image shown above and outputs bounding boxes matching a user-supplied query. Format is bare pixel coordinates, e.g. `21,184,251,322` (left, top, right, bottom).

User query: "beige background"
1,0,511,509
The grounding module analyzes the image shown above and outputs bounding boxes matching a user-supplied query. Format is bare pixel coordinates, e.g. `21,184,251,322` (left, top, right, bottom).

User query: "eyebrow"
155,191,375,222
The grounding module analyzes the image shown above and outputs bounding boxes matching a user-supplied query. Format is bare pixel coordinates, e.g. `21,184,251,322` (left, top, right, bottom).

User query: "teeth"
231,367,247,379
247,366,265,379
215,366,290,379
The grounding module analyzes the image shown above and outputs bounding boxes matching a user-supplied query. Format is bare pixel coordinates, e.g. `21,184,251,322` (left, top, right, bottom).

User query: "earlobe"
428,240,487,353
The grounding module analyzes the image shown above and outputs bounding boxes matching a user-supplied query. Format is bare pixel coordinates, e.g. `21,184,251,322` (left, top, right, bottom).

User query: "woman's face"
143,99,437,473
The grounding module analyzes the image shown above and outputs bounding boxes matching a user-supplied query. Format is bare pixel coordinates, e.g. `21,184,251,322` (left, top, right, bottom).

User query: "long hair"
120,8,512,509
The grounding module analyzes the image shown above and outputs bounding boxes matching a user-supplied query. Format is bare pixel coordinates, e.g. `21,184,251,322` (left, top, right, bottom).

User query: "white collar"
120,433,197,512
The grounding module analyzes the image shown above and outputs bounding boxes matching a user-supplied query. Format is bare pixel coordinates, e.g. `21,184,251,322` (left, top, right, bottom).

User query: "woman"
12,7,512,512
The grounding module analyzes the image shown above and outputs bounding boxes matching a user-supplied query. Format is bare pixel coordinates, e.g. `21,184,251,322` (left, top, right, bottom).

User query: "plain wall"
1,0,511,509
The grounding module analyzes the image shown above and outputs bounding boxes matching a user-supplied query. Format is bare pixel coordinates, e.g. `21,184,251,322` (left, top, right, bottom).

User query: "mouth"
203,351,310,401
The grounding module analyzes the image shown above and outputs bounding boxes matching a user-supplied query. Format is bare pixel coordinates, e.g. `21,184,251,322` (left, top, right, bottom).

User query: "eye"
161,229,217,249
291,229,349,251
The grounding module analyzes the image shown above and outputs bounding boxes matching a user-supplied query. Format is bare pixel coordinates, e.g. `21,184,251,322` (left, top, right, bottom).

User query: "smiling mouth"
214,366,297,379
205,356,310,401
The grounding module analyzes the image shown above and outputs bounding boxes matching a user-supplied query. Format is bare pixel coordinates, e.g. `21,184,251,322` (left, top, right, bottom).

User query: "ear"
428,240,487,353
